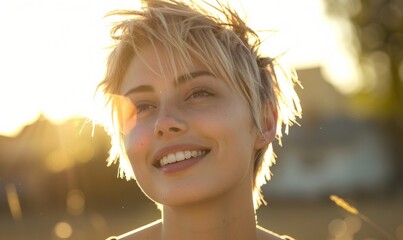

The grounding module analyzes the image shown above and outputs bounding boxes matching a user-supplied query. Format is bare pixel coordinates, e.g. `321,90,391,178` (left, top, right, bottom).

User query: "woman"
95,0,302,239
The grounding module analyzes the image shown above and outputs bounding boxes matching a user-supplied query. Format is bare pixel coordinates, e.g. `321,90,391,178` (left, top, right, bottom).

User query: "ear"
254,102,278,150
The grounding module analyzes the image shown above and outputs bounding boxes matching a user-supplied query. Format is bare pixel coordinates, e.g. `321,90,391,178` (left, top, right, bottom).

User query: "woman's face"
119,45,262,207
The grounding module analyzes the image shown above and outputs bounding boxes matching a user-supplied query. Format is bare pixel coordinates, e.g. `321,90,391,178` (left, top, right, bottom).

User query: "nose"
154,109,187,138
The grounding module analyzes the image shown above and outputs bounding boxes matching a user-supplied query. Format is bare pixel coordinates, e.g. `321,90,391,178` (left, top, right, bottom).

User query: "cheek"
215,104,257,158
208,103,254,136
125,123,153,167
194,103,256,157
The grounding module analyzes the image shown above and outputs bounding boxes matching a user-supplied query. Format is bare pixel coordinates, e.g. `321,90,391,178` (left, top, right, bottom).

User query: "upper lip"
152,143,210,167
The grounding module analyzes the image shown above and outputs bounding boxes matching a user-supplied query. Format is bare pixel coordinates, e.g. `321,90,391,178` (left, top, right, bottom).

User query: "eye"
187,88,213,100
136,102,157,114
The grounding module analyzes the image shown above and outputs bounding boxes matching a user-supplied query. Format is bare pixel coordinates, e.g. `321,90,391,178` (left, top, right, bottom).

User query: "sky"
0,0,358,136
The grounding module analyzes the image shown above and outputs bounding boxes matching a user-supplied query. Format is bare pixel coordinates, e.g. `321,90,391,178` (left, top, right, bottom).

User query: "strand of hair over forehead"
107,0,259,52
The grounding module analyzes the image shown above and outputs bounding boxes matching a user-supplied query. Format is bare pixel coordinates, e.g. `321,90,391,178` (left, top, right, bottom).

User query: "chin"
149,181,224,208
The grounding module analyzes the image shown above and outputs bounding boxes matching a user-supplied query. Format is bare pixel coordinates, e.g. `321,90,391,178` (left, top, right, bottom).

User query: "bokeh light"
344,216,362,236
90,213,108,232
66,189,86,216
328,218,348,239
70,140,95,164
45,148,74,173
54,221,73,239
5,184,22,221
328,215,364,240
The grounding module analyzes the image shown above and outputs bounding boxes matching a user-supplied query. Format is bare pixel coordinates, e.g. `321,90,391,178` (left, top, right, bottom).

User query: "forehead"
119,45,209,94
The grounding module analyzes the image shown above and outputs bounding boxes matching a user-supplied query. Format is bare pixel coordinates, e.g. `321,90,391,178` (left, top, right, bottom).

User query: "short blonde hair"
95,0,302,209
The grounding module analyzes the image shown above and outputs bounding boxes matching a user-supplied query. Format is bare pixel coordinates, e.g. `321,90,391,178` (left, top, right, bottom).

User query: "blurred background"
0,0,402,239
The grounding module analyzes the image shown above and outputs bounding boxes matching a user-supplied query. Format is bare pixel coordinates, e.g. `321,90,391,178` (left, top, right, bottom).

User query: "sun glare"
0,0,142,136
0,0,357,137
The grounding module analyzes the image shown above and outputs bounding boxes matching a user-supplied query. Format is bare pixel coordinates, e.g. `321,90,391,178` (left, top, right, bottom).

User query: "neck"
160,179,257,240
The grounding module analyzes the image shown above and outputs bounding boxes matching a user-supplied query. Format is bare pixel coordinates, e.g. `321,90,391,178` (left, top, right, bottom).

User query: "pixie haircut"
95,0,301,209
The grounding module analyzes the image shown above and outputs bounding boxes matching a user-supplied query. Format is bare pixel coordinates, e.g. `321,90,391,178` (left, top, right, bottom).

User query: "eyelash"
135,102,156,114
130,88,213,115
187,88,213,99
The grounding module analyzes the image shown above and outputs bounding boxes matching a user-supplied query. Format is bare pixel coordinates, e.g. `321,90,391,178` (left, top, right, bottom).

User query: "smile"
159,150,209,167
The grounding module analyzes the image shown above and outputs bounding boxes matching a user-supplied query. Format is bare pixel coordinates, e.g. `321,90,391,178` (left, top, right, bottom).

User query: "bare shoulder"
106,219,161,240
257,225,296,240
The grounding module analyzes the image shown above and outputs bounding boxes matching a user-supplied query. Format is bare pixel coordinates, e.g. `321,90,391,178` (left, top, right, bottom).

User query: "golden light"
6,183,23,220
54,221,73,239
328,218,348,238
344,216,362,236
0,0,358,136
70,140,95,164
66,189,86,216
90,213,108,232
45,148,74,173
328,216,363,239
0,0,140,137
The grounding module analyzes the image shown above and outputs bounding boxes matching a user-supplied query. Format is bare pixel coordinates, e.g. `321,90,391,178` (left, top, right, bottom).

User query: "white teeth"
159,150,207,167
185,151,192,159
161,156,168,166
168,154,175,162
175,151,185,161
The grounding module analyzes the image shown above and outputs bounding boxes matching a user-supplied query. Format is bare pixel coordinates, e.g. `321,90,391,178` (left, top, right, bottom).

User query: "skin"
116,45,280,240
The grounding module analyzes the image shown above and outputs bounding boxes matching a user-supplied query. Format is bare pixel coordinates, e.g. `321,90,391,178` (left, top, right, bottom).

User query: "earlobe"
254,134,268,150
254,102,278,150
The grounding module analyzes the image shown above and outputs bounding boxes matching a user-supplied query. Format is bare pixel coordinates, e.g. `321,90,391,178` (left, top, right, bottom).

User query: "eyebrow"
124,85,153,96
175,70,213,87
123,70,213,96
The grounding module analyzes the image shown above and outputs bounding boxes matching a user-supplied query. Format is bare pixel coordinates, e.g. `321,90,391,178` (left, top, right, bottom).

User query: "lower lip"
159,154,206,173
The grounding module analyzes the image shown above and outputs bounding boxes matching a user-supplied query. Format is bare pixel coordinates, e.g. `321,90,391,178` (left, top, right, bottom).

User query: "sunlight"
6,183,23,221
0,0,139,136
54,221,73,239
66,189,86,216
0,0,357,136
45,147,75,173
